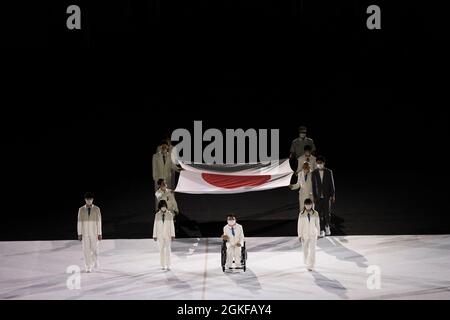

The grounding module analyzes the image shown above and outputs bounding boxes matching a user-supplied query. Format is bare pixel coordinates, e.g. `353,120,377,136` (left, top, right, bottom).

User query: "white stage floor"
1,235,450,300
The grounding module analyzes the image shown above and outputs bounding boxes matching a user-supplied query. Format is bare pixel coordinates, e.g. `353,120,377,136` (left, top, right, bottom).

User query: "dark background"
1,1,447,240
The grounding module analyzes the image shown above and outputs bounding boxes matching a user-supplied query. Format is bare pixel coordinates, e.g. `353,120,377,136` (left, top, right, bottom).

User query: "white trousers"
157,239,172,267
301,237,317,268
82,235,99,269
225,243,242,267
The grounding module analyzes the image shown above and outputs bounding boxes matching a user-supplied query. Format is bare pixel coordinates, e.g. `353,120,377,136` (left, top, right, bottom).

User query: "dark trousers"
289,158,299,184
289,157,299,172
315,197,331,230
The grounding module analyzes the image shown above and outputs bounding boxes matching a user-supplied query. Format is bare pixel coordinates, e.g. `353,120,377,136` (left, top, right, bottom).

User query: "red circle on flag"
201,173,271,189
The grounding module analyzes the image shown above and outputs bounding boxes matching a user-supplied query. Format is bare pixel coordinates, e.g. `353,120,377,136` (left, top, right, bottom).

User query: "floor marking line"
201,238,209,300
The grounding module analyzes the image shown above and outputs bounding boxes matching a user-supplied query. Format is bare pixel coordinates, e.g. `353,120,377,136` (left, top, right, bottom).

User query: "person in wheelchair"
221,214,245,270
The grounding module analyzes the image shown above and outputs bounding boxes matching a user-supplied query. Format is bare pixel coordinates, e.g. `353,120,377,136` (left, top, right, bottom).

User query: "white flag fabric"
175,160,293,194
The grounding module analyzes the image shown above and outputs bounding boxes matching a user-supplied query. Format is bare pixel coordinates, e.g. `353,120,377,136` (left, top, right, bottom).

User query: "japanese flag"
175,159,293,194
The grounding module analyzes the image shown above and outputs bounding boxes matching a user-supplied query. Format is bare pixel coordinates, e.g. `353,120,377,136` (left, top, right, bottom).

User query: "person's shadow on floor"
311,270,348,299
225,268,262,294
318,236,369,268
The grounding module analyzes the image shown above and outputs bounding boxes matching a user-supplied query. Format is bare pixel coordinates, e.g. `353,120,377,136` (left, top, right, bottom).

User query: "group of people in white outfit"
77,191,178,272
152,201,245,271
76,191,244,273
77,193,318,273
289,126,336,270
77,127,333,273
150,138,181,270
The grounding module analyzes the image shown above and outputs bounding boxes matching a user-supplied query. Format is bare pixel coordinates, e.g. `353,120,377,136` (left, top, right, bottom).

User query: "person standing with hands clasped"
77,192,102,273
155,178,180,232
297,198,320,271
153,200,175,271
289,161,314,211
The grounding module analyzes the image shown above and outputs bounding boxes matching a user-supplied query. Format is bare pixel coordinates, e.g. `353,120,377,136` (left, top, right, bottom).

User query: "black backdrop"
1,1,448,240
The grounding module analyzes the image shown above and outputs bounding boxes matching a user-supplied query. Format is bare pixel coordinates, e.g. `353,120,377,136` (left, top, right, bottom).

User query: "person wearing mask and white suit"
298,198,320,271
155,178,180,232
153,200,175,270
155,179,179,215
221,214,245,269
156,136,182,188
77,192,102,273
289,161,314,211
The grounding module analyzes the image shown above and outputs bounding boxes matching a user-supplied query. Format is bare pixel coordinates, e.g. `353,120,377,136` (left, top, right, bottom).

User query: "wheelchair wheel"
241,242,247,272
221,240,227,272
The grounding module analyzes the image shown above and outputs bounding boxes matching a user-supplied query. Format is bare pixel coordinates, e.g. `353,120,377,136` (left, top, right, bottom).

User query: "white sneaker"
325,226,331,236
86,268,92,273
161,266,166,270
320,231,325,238
307,266,314,271
166,266,171,271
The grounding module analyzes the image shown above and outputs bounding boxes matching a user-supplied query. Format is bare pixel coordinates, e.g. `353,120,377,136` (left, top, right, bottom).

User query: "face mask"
317,164,324,169
161,207,167,212
305,205,313,210
227,220,236,226
299,133,306,139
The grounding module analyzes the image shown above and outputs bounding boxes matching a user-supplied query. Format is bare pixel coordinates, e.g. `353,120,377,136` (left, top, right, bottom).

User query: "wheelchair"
221,240,247,272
